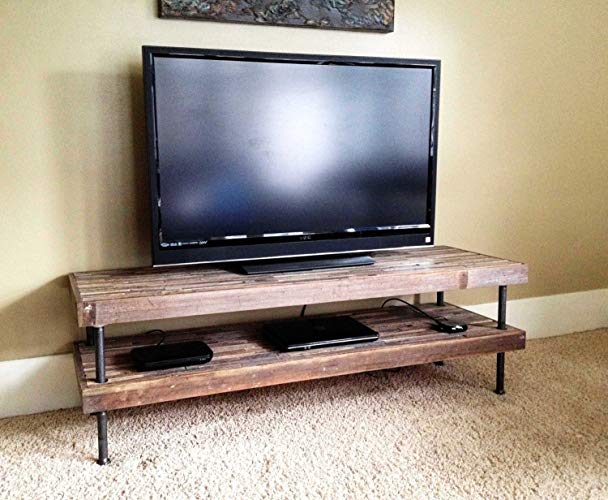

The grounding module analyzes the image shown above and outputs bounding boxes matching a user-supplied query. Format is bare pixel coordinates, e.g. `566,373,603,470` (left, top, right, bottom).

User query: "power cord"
144,328,167,347
300,304,307,317
381,298,467,334
381,298,440,322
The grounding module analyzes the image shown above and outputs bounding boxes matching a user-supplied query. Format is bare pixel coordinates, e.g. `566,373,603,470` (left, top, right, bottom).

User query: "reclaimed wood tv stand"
69,246,528,465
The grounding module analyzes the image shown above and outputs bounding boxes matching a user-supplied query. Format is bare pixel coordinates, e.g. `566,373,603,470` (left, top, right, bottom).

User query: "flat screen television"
143,46,440,270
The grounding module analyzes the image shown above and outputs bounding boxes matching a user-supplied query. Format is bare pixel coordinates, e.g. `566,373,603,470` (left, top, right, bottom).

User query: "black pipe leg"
434,292,445,366
96,411,109,465
93,327,109,464
494,286,507,395
495,352,505,395
498,286,507,330
85,327,94,346
94,327,107,384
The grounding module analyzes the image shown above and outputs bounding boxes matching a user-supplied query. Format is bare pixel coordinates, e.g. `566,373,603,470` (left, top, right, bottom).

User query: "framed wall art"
159,1,395,33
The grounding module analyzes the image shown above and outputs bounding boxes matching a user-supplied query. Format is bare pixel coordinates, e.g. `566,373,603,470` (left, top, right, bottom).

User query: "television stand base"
68,246,528,465
236,254,375,274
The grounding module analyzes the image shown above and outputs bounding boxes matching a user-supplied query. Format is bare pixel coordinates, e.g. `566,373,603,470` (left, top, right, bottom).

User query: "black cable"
381,298,468,334
381,298,443,325
144,328,166,347
300,304,307,317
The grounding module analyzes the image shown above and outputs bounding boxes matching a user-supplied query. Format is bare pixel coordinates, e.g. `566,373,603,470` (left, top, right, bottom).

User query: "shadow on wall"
46,64,150,272
0,64,151,361
0,278,75,360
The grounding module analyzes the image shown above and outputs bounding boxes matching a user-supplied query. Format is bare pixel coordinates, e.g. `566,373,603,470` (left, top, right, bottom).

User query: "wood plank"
72,341,88,401
74,304,526,413
69,246,528,327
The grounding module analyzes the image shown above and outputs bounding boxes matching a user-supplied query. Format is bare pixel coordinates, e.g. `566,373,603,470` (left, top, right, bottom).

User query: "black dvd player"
131,341,213,371
264,316,379,352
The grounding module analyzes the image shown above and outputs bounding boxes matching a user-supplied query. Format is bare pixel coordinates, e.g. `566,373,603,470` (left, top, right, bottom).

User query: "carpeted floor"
1,329,606,499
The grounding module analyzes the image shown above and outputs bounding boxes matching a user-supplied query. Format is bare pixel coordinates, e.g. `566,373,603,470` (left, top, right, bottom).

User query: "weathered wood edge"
68,273,82,303
79,262,528,327
79,328,525,414
73,304,527,413
72,342,88,402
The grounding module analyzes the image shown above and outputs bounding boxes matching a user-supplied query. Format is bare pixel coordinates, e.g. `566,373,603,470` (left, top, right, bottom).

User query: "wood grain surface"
75,304,526,413
69,246,528,327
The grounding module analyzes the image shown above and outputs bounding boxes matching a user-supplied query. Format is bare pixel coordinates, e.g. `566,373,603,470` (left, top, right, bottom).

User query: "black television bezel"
143,46,441,266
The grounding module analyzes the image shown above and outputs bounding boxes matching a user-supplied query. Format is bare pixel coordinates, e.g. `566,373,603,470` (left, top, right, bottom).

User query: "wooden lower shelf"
74,304,525,414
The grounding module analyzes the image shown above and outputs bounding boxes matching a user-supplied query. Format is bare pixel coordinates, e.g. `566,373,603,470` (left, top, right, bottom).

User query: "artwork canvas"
159,0,395,33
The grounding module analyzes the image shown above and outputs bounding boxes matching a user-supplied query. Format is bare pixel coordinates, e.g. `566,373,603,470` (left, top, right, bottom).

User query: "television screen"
144,47,440,266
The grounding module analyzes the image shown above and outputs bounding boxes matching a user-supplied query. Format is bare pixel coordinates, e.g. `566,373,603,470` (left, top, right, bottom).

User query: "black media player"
131,341,213,371
264,316,379,352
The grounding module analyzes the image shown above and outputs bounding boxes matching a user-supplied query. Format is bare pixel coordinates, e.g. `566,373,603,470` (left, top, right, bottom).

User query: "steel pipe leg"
495,352,505,395
94,326,106,384
494,286,507,395
433,292,446,366
85,327,94,346
96,411,109,465
93,327,109,464
498,286,507,330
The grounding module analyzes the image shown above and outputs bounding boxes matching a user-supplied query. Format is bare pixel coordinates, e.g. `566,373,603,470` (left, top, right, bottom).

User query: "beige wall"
1,1,607,362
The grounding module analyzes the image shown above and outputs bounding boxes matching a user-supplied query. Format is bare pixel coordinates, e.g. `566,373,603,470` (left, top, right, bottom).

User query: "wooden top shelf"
69,246,528,327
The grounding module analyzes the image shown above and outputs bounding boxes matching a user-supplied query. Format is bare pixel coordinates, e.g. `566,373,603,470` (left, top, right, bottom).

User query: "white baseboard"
462,288,608,339
1,288,606,419
0,354,81,419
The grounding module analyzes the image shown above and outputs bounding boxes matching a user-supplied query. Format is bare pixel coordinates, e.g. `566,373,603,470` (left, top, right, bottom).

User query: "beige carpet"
1,329,606,499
